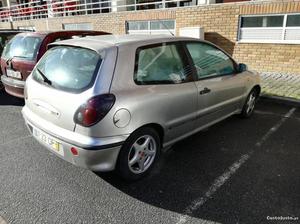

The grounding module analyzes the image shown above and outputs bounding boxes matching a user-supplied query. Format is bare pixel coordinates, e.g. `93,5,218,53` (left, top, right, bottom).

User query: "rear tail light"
74,94,115,127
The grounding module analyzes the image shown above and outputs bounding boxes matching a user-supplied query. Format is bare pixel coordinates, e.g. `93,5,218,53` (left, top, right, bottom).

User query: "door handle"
199,87,211,95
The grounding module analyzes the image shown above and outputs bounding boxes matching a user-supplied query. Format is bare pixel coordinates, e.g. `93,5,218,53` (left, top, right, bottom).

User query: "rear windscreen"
32,46,101,93
2,35,42,60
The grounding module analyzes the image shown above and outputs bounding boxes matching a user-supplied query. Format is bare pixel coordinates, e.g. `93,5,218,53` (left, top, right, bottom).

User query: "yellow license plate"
33,128,64,156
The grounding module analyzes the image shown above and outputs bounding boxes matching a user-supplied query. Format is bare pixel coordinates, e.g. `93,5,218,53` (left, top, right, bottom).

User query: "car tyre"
240,88,259,118
117,127,161,181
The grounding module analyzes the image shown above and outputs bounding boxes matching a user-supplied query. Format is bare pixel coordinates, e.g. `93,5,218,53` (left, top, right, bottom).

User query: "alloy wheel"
246,91,257,115
127,135,157,174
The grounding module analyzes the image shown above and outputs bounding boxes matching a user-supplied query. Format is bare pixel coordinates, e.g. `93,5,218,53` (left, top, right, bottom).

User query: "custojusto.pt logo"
267,216,299,221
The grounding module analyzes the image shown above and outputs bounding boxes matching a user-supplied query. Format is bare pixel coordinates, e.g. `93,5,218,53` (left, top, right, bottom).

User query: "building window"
287,15,300,27
126,20,175,35
18,26,36,31
238,14,300,44
124,0,196,11
63,23,93,30
241,16,284,27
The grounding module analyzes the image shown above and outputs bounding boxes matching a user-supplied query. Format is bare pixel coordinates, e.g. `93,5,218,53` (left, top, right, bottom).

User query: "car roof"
16,30,109,38
49,34,198,53
85,34,178,44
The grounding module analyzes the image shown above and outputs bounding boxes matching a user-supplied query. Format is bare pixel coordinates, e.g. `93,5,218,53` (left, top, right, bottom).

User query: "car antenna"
158,20,175,36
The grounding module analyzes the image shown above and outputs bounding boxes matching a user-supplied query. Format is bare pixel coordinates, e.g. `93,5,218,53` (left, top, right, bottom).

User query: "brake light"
74,94,115,127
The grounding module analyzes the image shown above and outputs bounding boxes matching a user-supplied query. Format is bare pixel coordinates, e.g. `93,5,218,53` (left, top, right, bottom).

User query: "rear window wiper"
36,68,52,86
6,55,30,62
5,55,31,65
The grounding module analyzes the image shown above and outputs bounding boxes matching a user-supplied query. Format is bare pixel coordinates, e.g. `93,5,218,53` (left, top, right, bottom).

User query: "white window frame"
238,13,300,44
18,26,35,31
126,20,176,36
63,23,93,31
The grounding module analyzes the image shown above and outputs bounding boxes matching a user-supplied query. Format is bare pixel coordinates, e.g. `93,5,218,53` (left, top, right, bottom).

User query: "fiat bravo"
22,35,260,180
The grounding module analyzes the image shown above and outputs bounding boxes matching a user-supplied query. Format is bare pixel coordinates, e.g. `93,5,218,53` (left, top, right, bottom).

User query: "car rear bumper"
22,106,128,171
1,75,25,98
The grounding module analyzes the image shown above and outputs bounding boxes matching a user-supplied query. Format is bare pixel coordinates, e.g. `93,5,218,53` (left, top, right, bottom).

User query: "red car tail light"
74,94,115,127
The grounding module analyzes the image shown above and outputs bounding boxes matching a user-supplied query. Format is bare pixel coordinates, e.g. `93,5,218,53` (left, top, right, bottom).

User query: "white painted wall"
179,27,205,39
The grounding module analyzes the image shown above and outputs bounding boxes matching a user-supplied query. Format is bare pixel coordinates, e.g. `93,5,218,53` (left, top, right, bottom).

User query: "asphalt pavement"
0,89,299,224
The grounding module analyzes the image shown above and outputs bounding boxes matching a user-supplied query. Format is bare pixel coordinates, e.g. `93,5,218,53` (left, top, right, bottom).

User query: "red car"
1,30,110,98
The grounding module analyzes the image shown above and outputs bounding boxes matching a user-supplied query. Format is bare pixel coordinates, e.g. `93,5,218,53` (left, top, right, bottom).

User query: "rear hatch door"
1,34,42,80
26,46,103,131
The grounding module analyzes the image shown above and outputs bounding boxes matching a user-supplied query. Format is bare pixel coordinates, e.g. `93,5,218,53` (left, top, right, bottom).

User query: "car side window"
186,42,236,80
134,43,190,85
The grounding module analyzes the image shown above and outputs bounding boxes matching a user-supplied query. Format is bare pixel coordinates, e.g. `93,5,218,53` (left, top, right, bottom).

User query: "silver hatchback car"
22,35,260,180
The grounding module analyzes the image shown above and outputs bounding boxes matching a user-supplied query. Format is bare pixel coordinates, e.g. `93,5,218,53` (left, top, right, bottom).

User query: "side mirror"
238,63,248,73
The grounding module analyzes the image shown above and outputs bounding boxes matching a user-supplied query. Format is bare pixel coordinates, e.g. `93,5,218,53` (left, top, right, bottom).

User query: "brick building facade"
0,0,299,74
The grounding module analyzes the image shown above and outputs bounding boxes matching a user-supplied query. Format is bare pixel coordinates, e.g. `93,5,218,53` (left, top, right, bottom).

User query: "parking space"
0,89,299,224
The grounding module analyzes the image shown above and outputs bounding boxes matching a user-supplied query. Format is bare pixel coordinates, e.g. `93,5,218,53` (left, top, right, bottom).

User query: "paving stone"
260,72,300,100
0,215,7,224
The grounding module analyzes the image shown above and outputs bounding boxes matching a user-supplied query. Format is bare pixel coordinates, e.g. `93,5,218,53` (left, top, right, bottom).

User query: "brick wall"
1,0,300,74
223,0,249,2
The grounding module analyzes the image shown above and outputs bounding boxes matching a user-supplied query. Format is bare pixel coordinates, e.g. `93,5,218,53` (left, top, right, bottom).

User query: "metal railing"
0,0,198,22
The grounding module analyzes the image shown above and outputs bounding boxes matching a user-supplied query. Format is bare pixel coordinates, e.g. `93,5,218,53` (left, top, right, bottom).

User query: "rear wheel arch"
117,124,163,180
133,123,165,145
